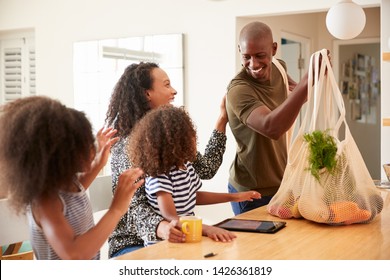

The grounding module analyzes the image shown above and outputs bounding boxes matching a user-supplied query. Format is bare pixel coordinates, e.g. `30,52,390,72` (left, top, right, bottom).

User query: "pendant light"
326,0,366,40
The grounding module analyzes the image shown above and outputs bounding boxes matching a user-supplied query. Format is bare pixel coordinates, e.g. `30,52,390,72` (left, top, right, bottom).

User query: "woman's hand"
214,95,228,133
202,224,236,242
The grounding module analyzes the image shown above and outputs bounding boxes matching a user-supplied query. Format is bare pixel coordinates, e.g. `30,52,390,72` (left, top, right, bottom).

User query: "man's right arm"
246,73,308,140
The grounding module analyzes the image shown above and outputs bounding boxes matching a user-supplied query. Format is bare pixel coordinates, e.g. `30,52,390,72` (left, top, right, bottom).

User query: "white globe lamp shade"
326,0,366,40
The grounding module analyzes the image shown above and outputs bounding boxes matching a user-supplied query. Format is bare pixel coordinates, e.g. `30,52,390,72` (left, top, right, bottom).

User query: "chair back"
0,198,34,260
88,175,112,260
88,175,113,213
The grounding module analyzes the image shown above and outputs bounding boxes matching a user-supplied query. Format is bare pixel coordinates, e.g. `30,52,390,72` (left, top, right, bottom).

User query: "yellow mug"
180,216,202,243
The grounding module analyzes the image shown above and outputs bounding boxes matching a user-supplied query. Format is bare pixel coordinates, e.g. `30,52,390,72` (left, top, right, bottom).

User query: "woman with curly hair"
105,62,230,257
0,96,144,259
128,106,261,236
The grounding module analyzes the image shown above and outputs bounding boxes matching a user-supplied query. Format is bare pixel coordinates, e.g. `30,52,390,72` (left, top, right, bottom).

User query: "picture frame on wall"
356,53,366,76
348,82,358,100
351,100,361,121
357,53,365,71
360,92,370,115
342,61,351,78
341,80,349,95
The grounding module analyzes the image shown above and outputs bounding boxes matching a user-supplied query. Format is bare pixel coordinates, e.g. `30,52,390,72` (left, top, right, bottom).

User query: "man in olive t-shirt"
226,21,309,215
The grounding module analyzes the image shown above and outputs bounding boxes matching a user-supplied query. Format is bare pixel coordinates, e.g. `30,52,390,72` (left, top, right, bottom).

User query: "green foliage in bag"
303,130,338,182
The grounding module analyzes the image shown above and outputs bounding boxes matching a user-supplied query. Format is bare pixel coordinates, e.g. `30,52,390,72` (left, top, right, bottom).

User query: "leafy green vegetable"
303,130,338,181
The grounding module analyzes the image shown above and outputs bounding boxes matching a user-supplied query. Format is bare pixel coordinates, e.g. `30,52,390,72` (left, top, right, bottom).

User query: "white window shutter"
0,37,35,104
2,43,22,102
28,45,36,95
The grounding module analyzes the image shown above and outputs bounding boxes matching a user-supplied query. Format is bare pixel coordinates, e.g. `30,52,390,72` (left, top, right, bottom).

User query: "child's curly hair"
128,105,197,177
0,96,95,213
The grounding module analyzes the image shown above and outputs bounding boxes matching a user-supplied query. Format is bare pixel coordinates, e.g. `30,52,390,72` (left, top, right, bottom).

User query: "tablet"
214,218,286,234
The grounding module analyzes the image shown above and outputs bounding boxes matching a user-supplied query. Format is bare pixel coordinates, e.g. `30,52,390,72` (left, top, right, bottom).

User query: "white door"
280,32,311,139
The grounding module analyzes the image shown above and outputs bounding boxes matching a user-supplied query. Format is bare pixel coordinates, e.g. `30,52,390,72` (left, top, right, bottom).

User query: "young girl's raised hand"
94,127,119,168
79,127,119,189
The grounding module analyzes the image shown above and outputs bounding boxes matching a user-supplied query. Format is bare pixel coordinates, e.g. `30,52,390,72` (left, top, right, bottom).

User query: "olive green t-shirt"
226,60,288,196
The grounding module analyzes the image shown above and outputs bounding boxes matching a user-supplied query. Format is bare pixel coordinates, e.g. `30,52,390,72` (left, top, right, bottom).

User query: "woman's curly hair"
0,96,95,214
128,105,197,177
105,62,159,138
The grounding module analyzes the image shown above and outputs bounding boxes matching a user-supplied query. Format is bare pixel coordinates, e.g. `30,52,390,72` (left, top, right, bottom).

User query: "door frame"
280,31,311,133
280,31,311,80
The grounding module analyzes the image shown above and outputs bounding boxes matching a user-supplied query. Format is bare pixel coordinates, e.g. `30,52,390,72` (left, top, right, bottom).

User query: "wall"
382,0,390,179
0,0,383,224
339,42,381,179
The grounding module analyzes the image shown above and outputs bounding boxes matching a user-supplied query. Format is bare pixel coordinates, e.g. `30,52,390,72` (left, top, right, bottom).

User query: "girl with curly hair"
0,96,144,259
128,105,260,237
105,62,231,257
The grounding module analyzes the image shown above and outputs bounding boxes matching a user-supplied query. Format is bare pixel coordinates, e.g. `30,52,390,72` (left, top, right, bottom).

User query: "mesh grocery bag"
267,49,383,225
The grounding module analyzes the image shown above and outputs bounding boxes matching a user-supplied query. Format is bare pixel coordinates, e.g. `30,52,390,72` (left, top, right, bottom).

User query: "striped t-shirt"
27,179,99,260
145,162,202,216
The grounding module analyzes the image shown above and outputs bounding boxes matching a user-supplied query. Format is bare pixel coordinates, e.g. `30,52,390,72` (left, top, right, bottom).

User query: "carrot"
329,201,371,224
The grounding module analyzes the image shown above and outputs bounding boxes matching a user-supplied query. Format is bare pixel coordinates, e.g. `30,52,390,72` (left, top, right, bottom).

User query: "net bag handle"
288,49,348,165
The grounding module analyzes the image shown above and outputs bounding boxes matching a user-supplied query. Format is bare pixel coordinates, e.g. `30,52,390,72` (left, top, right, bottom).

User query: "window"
73,33,184,132
73,34,184,175
0,35,35,105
